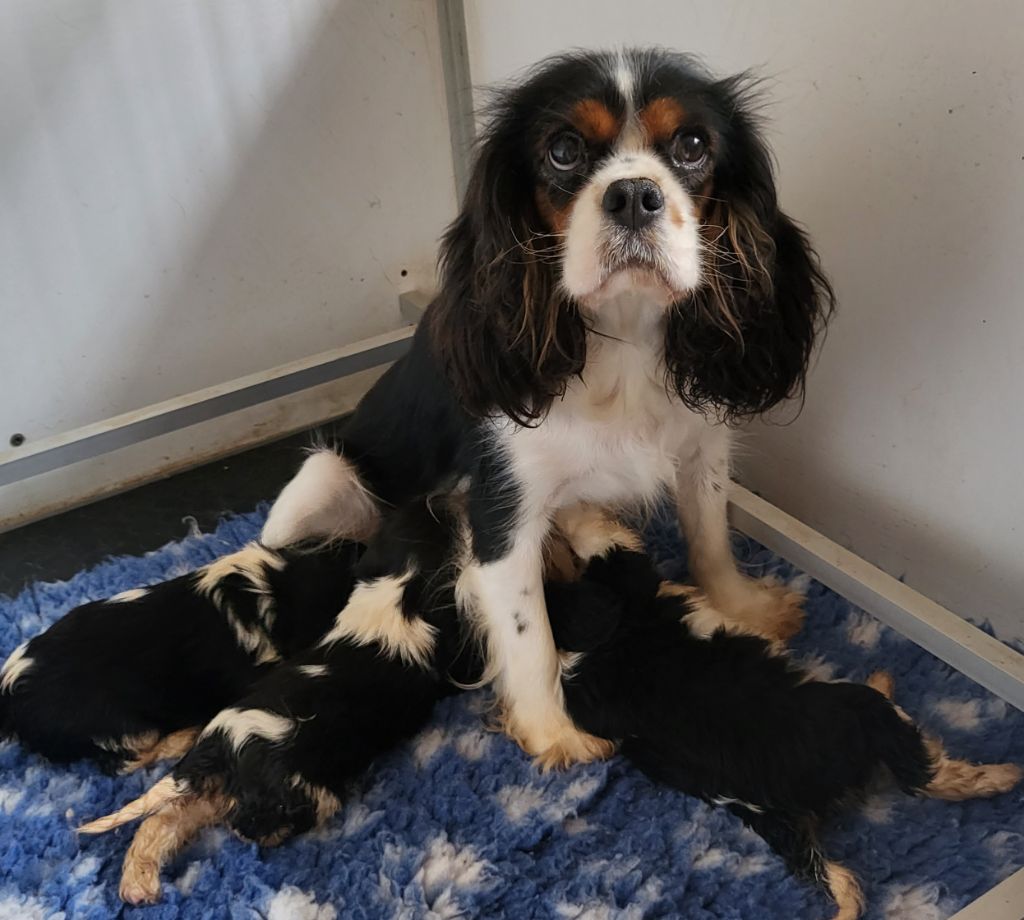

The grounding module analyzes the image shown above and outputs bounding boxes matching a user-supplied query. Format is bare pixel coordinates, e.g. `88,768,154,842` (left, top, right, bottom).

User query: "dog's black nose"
601,178,664,231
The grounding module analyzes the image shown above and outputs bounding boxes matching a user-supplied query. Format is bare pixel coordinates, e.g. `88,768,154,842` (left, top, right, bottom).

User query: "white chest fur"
495,289,712,515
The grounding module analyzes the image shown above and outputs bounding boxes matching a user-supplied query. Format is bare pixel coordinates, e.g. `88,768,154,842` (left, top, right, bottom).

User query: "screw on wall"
9,433,25,448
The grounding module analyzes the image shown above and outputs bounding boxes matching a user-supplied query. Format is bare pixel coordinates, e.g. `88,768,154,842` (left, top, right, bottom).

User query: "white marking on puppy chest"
0,642,33,692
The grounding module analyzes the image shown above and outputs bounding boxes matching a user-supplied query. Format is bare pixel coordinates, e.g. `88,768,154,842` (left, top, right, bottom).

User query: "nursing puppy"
0,540,362,771
79,500,479,904
256,47,833,767
547,548,1021,919
81,509,1019,918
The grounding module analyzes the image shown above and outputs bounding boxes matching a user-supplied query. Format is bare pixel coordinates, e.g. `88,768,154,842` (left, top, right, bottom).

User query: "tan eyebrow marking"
638,97,687,144
569,98,621,145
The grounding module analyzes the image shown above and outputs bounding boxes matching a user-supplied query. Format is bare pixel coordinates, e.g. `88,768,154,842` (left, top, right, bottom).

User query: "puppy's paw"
120,858,162,905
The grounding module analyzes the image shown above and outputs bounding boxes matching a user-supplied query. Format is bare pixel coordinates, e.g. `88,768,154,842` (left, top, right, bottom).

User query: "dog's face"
432,49,834,425
531,55,724,308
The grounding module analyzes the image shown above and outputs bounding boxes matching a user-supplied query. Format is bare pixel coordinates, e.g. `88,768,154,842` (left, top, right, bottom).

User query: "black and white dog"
256,48,834,767
79,503,1018,918
0,540,362,770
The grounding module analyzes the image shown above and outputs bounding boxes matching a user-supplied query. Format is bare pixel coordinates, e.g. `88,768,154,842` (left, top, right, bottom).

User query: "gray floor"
0,430,317,598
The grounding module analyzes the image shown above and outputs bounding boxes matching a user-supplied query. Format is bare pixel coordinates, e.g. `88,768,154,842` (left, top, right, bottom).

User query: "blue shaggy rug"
0,507,1021,920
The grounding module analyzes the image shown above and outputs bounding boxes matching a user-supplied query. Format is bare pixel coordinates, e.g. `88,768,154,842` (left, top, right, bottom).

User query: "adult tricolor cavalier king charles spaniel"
258,48,835,767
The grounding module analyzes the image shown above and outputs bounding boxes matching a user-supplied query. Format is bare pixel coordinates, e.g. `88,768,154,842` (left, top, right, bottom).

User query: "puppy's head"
431,48,834,425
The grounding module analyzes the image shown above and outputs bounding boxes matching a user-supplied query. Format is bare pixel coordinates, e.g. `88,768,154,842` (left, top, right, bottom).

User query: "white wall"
466,0,1024,640
0,0,456,444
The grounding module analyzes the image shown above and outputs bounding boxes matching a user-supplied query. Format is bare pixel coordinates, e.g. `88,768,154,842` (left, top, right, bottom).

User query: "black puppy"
0,539,362,770
81,506,1019,918
546,547,1021,919
80,501,476,904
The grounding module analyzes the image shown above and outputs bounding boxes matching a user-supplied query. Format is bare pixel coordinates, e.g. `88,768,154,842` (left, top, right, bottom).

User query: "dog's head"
431,48,834,426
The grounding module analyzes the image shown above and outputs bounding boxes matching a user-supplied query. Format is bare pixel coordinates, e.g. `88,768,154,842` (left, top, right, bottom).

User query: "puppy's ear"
666,77,835,419
428,102,586,427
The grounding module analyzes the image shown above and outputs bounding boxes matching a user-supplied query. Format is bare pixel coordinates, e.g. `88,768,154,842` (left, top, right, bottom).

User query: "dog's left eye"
671,131,707,166
548,132,585,170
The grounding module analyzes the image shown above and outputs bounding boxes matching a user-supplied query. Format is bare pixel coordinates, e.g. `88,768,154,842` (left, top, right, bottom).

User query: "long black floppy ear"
665,77,835,420
427,100,586,427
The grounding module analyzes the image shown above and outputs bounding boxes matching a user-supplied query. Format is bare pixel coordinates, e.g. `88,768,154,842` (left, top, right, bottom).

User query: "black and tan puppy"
0,539,363,771
546,547,1021,920
80,506,1019,919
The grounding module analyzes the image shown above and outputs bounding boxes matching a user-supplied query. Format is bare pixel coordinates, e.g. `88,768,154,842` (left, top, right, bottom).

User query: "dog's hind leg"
79,775,189,834
738,809,864,920
261,449,380,549
823,862,866,920
923,739,1022,801
119,792,230,905
865,671,1022,801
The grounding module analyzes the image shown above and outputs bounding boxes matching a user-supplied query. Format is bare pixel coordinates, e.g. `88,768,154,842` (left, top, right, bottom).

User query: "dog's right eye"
548,132,585,170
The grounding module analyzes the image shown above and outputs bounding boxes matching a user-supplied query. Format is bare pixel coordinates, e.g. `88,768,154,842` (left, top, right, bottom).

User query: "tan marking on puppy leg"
119,793,230,905
79,775,188,834
289,774,342,826
824,861,865,920
865,671,895,700
878,689,1021,800
923,736,1022,801
120,728,201,774
552,503,641,561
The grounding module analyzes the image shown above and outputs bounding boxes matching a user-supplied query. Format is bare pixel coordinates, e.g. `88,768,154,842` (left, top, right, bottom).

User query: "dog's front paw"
504,709,615,771
714,577,806,643
533,727,615,772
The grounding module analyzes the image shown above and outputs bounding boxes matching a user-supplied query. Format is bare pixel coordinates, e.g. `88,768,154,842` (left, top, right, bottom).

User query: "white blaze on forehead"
201,707,294,752
612,49,636,117
0,641,33,693
610,51,645,151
